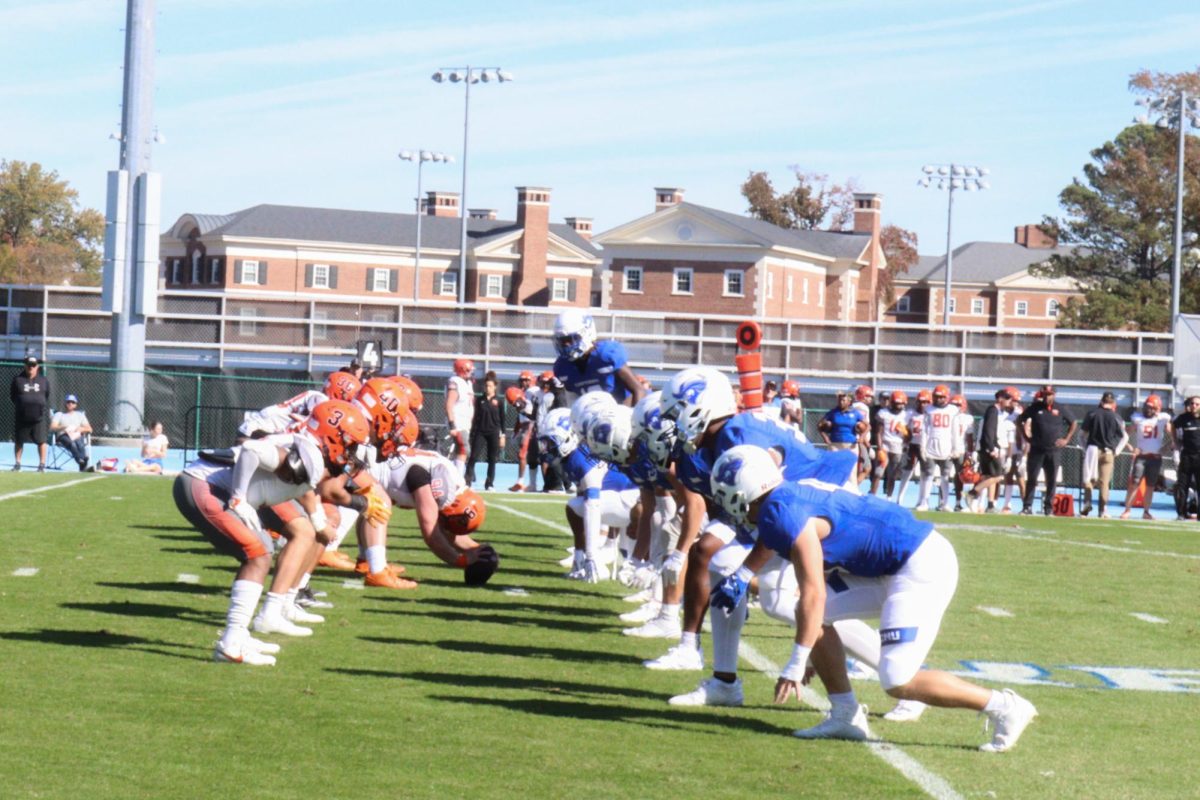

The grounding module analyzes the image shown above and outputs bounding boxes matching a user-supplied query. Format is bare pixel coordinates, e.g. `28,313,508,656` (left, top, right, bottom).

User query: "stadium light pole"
399,149,454,300
1136,92,1200,329
918,164,990,326
432,66,513,304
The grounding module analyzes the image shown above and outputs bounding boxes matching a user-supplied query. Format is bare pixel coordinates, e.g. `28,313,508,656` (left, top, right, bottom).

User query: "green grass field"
1,473,1198,799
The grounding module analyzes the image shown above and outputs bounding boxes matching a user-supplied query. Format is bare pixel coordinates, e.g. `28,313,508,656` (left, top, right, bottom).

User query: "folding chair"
48,414,91,471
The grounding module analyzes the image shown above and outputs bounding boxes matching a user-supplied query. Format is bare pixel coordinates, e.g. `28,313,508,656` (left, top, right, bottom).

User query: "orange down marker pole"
735,320,763,411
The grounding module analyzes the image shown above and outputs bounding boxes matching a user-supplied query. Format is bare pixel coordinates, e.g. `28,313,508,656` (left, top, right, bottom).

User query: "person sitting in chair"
50,394,92,471
125,421,169,474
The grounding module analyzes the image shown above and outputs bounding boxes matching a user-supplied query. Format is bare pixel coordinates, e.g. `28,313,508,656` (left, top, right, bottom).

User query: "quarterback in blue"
710,444,1039,753
552,308,646,405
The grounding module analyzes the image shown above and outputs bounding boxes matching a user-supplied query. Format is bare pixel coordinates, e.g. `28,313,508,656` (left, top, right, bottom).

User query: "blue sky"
3,0,1199,253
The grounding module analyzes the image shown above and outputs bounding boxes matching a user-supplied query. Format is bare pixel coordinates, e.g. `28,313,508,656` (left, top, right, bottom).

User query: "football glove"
364,489,392,525
661,550,686,587
629,561,659,591
710,569,751,617
617,557,648,587
228,497,262,532
581,557,600,584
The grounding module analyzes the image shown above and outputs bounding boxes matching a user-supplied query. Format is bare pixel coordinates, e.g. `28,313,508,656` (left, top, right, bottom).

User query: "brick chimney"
514,186,551,305
425,191,460,217
468,208,497,220
1014,224,1057,248
564,216,593,241
852,193,884,323
655,187,685,211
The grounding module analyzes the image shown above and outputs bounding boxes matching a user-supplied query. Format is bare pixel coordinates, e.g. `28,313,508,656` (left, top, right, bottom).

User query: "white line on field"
341,579,365,590
939,524,1200,560
1130,612,1169,624
502,586,530,597
490,501,570,533
11,567,38,577
976,606,1015,618
177,573,200,584
0,475,104,503
479,493,567,504
737,640,964,800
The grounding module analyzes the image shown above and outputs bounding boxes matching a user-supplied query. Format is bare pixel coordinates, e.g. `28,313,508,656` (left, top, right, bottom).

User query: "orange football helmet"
540,370,554,383
441,489,486,536
781,380,800,398
917,389,933,404
951,394,968,413
390,375,424,412
505,386,524,406
305,399,370,469
890,390,908,406
381,409,420,457
933,384,950,398
324,371,363,402
1144,394,1162,412
854,384,874,403
1004,386,1022,402
519,370,535,383
453,358,475,379
356,378,409,447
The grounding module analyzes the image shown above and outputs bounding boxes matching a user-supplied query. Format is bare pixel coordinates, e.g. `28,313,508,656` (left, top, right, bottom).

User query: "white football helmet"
537,407,579,462
662,367,738,453
710,445,783,525
570,391,617,441
631,391,677,468
553,309,598,361
586,405,634,463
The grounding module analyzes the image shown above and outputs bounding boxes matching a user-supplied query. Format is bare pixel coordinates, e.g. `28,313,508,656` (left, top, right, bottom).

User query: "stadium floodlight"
432,66,513,303
431,70,445,83
399,147,454,300
918,162,992,326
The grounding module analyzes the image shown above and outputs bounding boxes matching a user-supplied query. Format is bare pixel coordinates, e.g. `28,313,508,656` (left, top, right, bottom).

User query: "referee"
9,356,50,472
1173,395,1200,520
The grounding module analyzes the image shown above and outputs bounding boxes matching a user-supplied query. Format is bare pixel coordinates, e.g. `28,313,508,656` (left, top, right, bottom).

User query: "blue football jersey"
554,339,630,402
717,413,857,486
756,481,933,577
624,444,670,490
601,464,637,493
561,444,603,487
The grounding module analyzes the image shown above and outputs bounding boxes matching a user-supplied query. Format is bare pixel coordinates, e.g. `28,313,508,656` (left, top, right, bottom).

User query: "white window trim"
484,274,504,299
439,272,458,297
372,268,390,292
240,260,259,285
622,265,643,294
818,280,825,307
802,278,810,305
551,278,569,302
767,271,775,300
896,294,911,313
786,274,794,302
672,267,693,296
1047,299,1060,318
723,269,745,298
238,307,258,336
1015,300,1029,317
311,263,331,289
971,298,985,316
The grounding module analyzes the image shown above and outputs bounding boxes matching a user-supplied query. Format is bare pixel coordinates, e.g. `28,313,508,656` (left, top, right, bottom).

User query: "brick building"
159,187,600,307
890,224,1083,329
594,188,887,322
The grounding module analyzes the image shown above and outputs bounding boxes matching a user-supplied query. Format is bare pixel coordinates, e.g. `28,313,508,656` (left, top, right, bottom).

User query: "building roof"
179,204,600,255
687,204,871,260
912,241,1076,284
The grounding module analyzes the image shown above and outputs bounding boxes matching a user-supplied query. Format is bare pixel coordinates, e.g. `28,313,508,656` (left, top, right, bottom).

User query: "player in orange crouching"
173,399,369,666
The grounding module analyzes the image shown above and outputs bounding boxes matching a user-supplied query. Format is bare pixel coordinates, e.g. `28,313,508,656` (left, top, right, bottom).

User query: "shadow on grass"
131,525,194,533
61,601,223,626
360,606,615,634
0,628,206,662
327,667,666,701
95,580,224,596
360,636,632,665
369,596,614,618
151,534,200,542
160,546,217,556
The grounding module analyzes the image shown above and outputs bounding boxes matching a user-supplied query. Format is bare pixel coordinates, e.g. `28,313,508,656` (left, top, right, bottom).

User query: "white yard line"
940,523,1200,560
490,500,572,532
341,579,365,590
976,606,1015,618
176,573,200,584
481,494,567,504
11,567,39,577
0,475,105,503
738,640,964,800
1130,612,1169,624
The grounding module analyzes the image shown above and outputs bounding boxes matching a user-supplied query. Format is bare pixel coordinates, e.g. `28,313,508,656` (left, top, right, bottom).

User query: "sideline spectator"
49,393,92,471
779,380,804,432
125,421,169,475
764,380,779,407
466,372,504,490
508,371,540,492
1019,385,1077,515
818,391,866,450
1121,394,1172,521
10,356,50,472
1172,395,1200,521
1079,392,1127,519
970,389,1014,513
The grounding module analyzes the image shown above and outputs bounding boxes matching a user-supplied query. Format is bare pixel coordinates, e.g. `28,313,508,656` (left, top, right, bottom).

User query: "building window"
191,256,202,284
818,281,825,306
311,264,330,289
802,278,810,305
786,275,794,302
673,268,693,294
372,269,390,292
971,298,985,315
1015,300,1029,317
240,260,259,285
896,294,910,313
623,265,643,293
1047,299,1060,318
767,271,775,299
551,278,569,302
948,297,957,314
238,307,258,336
485,274,504,298
724,269,744,297
209,258,221,285
440,271,458,297
170,259,182,284
312,309,329,341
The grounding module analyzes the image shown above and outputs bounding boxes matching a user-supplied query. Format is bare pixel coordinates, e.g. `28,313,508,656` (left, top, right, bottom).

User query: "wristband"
733,565,754,584
780,643,813,682
455,553,468,568
347,494,368,513
309,507,328,532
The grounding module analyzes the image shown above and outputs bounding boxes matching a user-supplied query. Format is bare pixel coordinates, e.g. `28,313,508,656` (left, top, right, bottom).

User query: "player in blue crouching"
552,308,646,405
709,444,1038,752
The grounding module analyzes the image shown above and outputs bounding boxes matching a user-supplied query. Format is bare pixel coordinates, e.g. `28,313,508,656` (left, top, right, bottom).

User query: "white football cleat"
794,703,872,741
883,699,927,722
623,588,654,604
212,639,276,666
252,612,313,637
284,603,325,624
980,689,1038,753
244,634,281,655
845,658,878,681
644,643,704,671
914,503,930,512
623,611,682,639
619,601,660,624
668,677,744,707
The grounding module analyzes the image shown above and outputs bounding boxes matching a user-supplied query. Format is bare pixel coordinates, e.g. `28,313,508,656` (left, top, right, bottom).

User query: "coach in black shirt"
9,356,51,471
1172,395,1200,520
1080,392,1126,518
1018,385,1077,515
467,372,505,491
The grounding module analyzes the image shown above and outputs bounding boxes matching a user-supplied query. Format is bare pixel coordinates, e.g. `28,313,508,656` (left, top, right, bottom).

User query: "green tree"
0,160,104,286
1035,68,1200,330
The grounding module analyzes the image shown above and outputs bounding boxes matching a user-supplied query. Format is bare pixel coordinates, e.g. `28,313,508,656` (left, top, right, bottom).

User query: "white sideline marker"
502,586,530,597
176,573,200,584
12,567,39,577
1130,612,1169,624
0,474,104,503
341,580,365,590
489,501,572,533
977,606,1015,618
